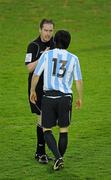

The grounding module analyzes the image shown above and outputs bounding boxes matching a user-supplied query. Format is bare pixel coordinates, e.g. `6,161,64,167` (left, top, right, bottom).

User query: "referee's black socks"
58,132,68,157
44,130,61,160
36,124,45,155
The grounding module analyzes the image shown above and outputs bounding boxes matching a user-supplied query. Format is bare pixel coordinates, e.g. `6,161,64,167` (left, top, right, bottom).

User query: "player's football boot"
53,157,64,170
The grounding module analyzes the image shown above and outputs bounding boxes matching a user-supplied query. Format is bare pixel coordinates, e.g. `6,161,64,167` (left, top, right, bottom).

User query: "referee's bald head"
54,30,71,49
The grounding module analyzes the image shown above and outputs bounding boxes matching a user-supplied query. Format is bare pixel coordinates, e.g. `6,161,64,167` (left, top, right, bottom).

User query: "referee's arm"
26,47,50,73
25,43,39,73
27,61,38,73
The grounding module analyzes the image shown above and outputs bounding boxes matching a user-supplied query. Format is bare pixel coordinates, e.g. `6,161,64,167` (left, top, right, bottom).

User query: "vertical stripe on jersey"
62,53,74,93
53,49,61,90
51,49,59,89
58,50,68,93
43,53,48,90
45,50,53,90
34,53,46,76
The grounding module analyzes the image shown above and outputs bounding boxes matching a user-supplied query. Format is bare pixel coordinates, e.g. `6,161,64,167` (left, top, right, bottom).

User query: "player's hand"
30,91,37,104
75,99,82,109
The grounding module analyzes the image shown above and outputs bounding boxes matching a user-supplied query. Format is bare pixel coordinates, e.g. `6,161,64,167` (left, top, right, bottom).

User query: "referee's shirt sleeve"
34,53,46,76
73,57,82,80
25,43,39,65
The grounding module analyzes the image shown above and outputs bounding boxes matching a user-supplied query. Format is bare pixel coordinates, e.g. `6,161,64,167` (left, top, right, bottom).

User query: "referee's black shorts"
41,91,72,128
28,88,43,115
28,75,43,115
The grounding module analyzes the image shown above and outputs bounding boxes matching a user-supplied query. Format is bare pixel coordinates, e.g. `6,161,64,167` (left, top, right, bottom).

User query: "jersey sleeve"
34,53,46,76
25,42,39,65
73,57,82,80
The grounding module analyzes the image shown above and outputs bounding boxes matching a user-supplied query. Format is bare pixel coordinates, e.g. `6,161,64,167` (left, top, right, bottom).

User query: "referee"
30,30,83,170
25,19,55,163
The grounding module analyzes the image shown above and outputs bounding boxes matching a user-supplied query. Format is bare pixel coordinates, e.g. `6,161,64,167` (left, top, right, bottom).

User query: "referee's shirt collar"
38,36,54,47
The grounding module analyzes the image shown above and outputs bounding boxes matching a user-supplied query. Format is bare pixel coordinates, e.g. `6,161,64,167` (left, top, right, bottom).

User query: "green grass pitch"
0,0,111,179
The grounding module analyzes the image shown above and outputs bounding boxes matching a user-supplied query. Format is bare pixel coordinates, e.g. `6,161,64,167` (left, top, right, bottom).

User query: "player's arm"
73,57,83,109
30,75,40,104
30,52,46,104
75,80,83,109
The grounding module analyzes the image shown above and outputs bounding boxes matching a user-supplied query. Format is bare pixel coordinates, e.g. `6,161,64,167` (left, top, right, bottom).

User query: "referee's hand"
30,91,37,104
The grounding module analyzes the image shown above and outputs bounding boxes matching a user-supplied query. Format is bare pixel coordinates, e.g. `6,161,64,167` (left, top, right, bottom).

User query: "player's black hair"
40,19,55,29
54,30,71,49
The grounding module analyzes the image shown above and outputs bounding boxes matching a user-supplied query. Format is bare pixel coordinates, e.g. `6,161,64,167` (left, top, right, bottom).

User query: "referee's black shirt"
25,36,55,92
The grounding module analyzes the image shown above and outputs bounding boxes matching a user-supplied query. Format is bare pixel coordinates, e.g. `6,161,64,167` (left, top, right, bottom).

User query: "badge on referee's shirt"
25,53,32,62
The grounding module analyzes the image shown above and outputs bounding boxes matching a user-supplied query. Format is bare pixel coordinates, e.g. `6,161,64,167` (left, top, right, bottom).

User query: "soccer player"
25,19,55,163
30,30,83,170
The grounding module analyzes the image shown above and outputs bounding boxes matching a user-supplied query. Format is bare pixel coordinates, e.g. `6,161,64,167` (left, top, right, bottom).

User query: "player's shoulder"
67,51,78,58
44,49,54,56
67,51,79,61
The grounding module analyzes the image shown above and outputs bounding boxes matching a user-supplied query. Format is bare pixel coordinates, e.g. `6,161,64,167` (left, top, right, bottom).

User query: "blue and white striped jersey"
34,48,82,94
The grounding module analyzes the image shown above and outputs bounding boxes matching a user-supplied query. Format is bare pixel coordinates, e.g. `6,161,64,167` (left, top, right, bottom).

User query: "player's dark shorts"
41,91,73,128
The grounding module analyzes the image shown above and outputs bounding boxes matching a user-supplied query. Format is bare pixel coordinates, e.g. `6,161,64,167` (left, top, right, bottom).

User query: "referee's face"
40,23,54,42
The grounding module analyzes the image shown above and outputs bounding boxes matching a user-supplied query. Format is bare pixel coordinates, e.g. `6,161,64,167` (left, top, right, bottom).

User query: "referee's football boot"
35,154,48,164
53,158,64,171
35,153,54,164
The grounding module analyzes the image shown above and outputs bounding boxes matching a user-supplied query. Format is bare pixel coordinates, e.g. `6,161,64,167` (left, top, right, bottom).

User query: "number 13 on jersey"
52,58,67,78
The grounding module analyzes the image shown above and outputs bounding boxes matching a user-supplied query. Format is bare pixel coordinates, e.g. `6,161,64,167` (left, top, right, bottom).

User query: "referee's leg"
35,115,46,157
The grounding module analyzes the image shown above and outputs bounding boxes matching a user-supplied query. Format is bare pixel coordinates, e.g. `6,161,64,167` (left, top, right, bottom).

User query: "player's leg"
58,96,72,157
43,128,64,170
58,127,68,157
42,96,64,170
42,96,59,159
44,128,61,160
